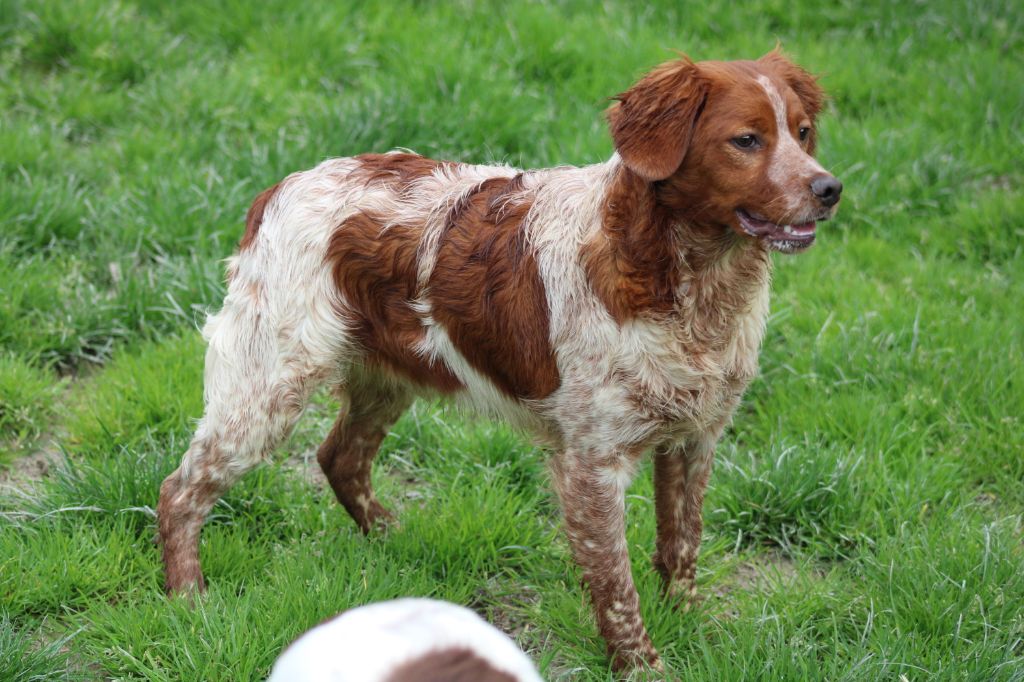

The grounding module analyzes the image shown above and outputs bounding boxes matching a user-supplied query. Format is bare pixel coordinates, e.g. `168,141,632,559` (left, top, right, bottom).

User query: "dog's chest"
614,281,770,433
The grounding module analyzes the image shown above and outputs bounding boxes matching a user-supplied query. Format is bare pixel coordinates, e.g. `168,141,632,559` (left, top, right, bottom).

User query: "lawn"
1,0,1022,679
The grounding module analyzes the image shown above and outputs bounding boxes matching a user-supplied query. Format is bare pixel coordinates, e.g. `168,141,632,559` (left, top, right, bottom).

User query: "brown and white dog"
158,50,841,672
268,599,542,682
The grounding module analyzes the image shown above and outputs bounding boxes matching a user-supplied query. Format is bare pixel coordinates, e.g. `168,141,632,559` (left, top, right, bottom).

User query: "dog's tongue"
738,211,818,240
742,212,778,236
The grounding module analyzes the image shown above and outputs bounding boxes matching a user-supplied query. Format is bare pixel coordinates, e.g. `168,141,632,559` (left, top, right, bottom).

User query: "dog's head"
607,50,841,253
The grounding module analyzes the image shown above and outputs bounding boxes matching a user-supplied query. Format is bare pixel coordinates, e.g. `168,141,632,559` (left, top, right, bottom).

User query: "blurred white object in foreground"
268,598,543,682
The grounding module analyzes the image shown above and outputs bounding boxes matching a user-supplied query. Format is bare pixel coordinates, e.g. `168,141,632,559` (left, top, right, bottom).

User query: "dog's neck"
584,159,772,325
672,217,772,306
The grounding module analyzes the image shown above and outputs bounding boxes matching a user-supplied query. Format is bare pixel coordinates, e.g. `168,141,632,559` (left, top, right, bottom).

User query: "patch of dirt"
470,579,543,642
0,434,66,491
282,447,330,490
34,619,106,682
974,491,998,506
467,580,560,679
975,174,1015,192
1,376,78,493
714,550,802,598
704,550,814,623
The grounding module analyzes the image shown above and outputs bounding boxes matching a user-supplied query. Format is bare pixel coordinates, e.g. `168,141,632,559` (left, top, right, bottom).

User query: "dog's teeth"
783,225,793,235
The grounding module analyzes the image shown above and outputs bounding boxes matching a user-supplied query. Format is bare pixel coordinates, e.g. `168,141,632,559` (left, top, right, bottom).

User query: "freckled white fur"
605,608,627,626
268,598,542,682
181,160,365,482
597,460,638,492
756,75,826,214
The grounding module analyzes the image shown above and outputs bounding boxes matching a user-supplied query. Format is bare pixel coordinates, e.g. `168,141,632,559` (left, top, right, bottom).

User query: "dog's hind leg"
157,303,335,595
317,374,412,533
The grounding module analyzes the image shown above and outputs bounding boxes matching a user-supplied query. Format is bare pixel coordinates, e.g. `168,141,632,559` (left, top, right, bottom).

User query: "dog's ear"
607,57,709,181
758,48,825,122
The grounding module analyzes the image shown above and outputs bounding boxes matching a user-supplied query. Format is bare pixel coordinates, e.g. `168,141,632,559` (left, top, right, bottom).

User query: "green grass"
1,0,1022,679
0,614,84,681
0,351,62,464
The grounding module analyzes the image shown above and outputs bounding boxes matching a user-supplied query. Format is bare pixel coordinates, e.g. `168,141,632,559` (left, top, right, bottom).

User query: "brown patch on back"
354,152,452,191
385,647,517,682
442,176,507,238
582,165,679,323
427,174,560,400
327,211,463,392
326,153,466,391
239,182,283,251
328,154,558,399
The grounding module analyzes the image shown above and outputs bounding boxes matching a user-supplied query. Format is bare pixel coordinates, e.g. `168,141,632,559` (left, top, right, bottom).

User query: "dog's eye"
799,127,811,142
732,134,759,150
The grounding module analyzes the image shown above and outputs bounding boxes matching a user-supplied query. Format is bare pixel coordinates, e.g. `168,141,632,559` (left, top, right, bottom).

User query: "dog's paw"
651,553,702,612
358,500,397,534
609,641,664,679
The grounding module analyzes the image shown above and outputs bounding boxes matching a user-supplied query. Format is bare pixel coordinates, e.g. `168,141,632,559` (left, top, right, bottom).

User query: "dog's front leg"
652,433,717,605
551,448,661,672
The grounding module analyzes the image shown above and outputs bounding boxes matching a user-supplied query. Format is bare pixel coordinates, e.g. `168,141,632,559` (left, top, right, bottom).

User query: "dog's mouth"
735,209,820,254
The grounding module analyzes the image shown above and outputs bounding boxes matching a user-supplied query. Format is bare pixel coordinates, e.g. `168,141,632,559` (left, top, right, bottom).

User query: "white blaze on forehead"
756,74,825,210
756,74,790,137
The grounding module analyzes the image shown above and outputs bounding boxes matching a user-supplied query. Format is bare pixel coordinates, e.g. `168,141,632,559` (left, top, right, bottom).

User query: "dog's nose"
810,174,842,207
